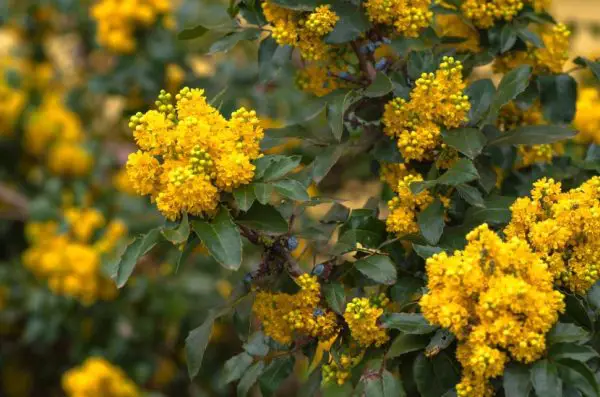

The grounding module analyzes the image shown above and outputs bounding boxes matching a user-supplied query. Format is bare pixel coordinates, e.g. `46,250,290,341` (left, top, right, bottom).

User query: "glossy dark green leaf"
185,315,215,379
515,25,544,48
488,125,575,146
381,313,437,334
412,244,443,260
253,183,273,205
192,209,242,270
259,356,295,397
322,202,350,224
237,203,288,234
556,359,600,397
390,277,423,306
485,65,532,125
549,343,599,362
258,37,279,82
547,323,591,345
574,56,600,82
425,329,455,357
323,283,346,314
466,79,496,126
463,195,514,226
365,72,393,97
256,155,302,181
223,353,253,384
161,212,190,245
539,74,577,124
457,184,485,208
586,281,600,309
531,360,561,397
209,28,261,54
417,199,445,245
408,51,435,81
364,370,407,397
273,179,310,201
503,363,532,397
388,333,429,358
243,332,269,356
500,24,518,53
111,228,162,288
324,4,370,44
268,0,319,10
327,91,353,141
237,361,265,397
177,25,209,40
442,128,487,159
354,255,397,285
234,185,256,212
413,353,456,397
438,158,480,186
312,144,346,183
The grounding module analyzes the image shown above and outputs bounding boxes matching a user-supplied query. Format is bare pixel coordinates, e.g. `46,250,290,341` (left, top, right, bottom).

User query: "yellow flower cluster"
24,93,92,177
420,224,565,397
296,63,346,97
574,87,600,144
0,59,28,137
263,2,339,61
494,23,571,74
386,174,434,237
125,87,264,220
343,294,389,347
461,0,525,28
322,353,362,385
379,163,411,191
497,102,564,167
383,57,470,162
22,207,126,305
62,357,139,397
91,0,172,53
505,177,600,294
253,274,338,345
364,0,432,38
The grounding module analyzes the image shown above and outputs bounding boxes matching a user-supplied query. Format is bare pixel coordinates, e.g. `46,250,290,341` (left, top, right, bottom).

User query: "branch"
351,41,376,83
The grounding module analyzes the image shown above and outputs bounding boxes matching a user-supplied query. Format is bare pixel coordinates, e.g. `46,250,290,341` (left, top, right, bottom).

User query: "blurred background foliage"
0,0,600,396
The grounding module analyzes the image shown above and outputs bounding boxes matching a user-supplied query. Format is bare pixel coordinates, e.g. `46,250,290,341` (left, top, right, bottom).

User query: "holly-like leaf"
274,179,310,201
549,344,599,363
237,361,265,397
539,74,577,124
381,313,437,334
556,359,600,397
162,213,190,245
237,203,289,234
354,255,397,285
574,56,600,82
488,125,575,146
208,28,261,54
259,356,295,397
111,228,162,288
531,360,562,397
503,363,532,397
192,208,243,270
437,158,480,186
234,185,256,212
417,199,445,245
186,315,216,379
365,72,393,98
547,323,591,345
388,334,429,358
323,283,346,314
324,3,370,44
457,184,485,208
466,79,496,126
484,65,532,125
327,91,355,141
441,128,487,159
223,353,253,384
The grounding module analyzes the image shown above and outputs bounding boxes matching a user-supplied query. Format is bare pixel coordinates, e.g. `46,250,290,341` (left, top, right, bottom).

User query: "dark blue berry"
312,264,325,276
287,236,299,251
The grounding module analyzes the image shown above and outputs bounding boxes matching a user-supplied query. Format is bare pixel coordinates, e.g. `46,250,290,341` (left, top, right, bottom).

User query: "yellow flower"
421,224,565,397
47,142,93,177
383,57,470,161
343,294,389,347
574,87,600,144
364,0,432,37
124,87,264,220
435,14,480,53
62,357,140,397
461,0,525,29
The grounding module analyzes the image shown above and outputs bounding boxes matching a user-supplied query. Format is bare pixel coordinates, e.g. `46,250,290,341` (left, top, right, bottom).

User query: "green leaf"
237,361,265,397
413,353,456,397
390,277,423,306
488,125,576,146
539,74,577,124
417,199,445,245
259,356,295,397
503,363,532,397
327,91,357,141
191,208,243,270
255,155,302,181
549,344,599,363
438,158,480,186
547,323,591,345
463,195,514,226
259,37,279,82
466,79,496,126
365,72,393,97
484,65,532,125
322,202,350,224
457,184,485,208
177,25,209,40
354,255,397,285
371,136,403,163
274,179,309,201
556,359,600,397
185,315,215,379
253,183,273,205
237,203,289,234
364,371,407,397
500,24,518,53
268,0,319,10
381,313,437,334
323,382,354,397
312,144,345,183
412,244,443,260
223,353,253,384
574,56,600,82
161,213,190,245
323,283,346,314
442,128,487,159
408,51,435,81
515,25,544,48
586,282,600,309
425,329,455,357
208,28,261,54
388,334,429,358
324,4,370,44
234,185,256,212
531,360,562,397
243,332,270,356
111,228,161,288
